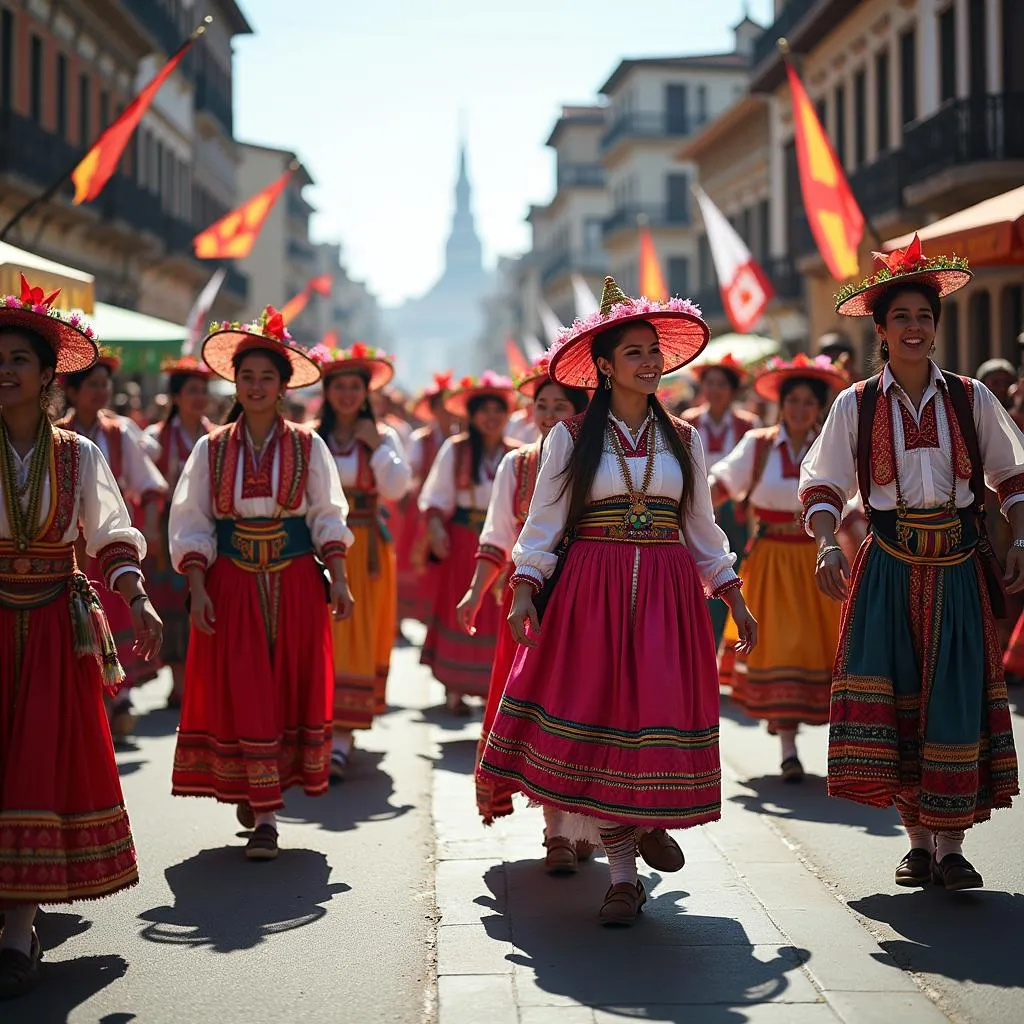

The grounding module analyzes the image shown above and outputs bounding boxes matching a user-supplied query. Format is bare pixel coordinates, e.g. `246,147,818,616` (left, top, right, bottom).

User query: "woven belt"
0,541,76,608
344,490,391,577
869,506,976,566
216,517,313,573
574,497,680,544
452,506,487,534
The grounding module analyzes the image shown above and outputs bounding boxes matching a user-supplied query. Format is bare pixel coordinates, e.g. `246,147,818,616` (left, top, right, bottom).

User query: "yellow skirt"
331,523,397,731
725,536,841,728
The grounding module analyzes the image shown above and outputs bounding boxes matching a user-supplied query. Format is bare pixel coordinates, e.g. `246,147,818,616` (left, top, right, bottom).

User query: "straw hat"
161,355,213,379
753,354,849,403
691,352,749,387
444,371,516,418
309,341,395,391
412,371,454,421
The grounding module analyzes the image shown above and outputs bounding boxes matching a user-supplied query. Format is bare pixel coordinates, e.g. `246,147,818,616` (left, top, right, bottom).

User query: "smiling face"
596,322,664,396
176,376,209,420
700,367,738,417
469,395,510,443
779,381,824,438
235,352,284,416
531,382,578,437
68,365,112,417
876,288,937,367
326,371,369,419
0,329,54,411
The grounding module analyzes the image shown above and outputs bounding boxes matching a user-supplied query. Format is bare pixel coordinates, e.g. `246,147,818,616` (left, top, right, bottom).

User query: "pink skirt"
478,539,722,829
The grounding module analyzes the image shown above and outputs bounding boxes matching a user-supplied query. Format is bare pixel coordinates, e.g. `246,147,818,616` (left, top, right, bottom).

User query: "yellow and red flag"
193,169,292,260
638,223,668,300
785,57,864,281
280,273,332,323
72,28,203,204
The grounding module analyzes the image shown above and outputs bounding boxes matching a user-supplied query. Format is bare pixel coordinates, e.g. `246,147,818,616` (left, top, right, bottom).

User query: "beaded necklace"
607,417,657,531
0,413,53,552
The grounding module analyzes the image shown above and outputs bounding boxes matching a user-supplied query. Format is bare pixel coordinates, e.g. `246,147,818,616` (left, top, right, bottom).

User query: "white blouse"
512,414,738,595
479,445,533,557
329,426,412,501
5,436,144,581
507,410,540,445
709,427,811,513
800,361,1024,530
169,428,354,569
419,437,504,516
144,420,207,490
67,414,168,501
688,408,760,459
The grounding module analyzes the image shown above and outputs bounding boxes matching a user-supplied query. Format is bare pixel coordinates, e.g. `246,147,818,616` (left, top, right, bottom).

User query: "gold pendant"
625,500,652,531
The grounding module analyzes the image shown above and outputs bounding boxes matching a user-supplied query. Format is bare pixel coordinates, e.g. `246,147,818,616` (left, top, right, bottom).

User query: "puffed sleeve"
127,417,162,460
419,437,458,520
799,386,859,534
169,435,216,573
371,426,413,501
78,438,146,589
477,449,520,566
973,379,1024,515
306,432,355,559
120,421,168,504
510,423,573,584
680,429,739,597
708,432,758,501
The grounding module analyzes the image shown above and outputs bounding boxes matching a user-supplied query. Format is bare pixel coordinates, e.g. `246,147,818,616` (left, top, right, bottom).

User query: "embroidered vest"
451,434,518,494
41,428,81,542
153,417,212,482
56,411,124,488
511,444,541,525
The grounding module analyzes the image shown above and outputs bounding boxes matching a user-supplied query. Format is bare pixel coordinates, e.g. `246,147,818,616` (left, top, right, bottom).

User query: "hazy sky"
233,1,774,307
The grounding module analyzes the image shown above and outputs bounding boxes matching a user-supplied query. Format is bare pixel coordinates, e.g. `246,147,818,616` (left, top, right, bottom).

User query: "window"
815,97,828,133
0,9,12,112
853,69,866,167
667,257,690,297
875,49,891,153
666,84,689,133
696,85,708,125
740,207,753,246
968,0,986,97
666,173,690,223
583,217,603,254
78,74,91,145
757,199,770,264
99,90,110,129
833,83,847,167
1006,0,1024,92
900,29,917,126
698,234,712,289
56,53,68,137
29,35,43,122
940,5,957,103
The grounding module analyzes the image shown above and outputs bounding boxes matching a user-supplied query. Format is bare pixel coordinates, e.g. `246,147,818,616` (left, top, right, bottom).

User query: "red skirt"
0,593,137,903
396,493,435,622
172,553,334,811
479,539,722,829
420,521,502,698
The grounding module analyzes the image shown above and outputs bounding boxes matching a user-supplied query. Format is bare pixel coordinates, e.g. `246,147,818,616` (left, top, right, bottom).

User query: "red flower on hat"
350,341,369,359
458,375,474,389
434,371,453,390
263,306,287,341
871,233,925,275
19,274,60,310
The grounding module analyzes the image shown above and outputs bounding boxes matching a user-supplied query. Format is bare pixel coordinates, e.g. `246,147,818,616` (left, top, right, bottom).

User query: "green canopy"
92,303,187,373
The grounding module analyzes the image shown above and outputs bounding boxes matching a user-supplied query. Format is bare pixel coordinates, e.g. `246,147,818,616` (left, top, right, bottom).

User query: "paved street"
9,625,1024,1023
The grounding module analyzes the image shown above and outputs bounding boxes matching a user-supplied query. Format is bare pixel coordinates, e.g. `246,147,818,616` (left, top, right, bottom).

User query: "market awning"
0,242,95,312
883,185,1024,266
92,303,186,373
683,332,780,372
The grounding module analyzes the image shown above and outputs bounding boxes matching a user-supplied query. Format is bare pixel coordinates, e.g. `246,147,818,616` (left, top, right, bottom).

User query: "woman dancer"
170,307,354,860
312,342,411,780
479,278,757,925
0,278,161,998
801,237,1022,890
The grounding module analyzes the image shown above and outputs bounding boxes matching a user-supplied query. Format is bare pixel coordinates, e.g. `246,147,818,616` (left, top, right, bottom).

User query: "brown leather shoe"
932,853,983,891
544,836,578,875
894,848,932,887
780,756,805,783
637,829,685,873
236,802,256,831
0,930,42,1000
598,880,646,926
245,824,279,861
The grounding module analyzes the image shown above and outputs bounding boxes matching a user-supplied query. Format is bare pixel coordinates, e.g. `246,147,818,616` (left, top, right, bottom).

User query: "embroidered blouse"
799,360,1024,531
328,425,412,500
168,420,354,572
511,413,738,597
507,409,540,445
709,426,812,513
683,406,760,458
3,431,144,588
145,418,212,490
418,436,517,517
477,443,540,565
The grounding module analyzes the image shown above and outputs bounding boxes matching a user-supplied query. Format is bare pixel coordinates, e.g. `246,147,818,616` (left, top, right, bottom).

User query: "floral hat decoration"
548,275,709,389
161,354,212,379
690,351,749,386
834,234,972,318
0,274,98,373
753,353,849,404
94,345,123,373
201,305,321,388
307,340,395,391
514,354,554,399
412,371,454,421
444,370,516,419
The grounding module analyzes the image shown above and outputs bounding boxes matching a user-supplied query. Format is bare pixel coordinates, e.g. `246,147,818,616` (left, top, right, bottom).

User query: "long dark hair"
534,378,590,415
61,363,110,406
778,375,829,409
162,371,206,424
224,347,293,424
316,368,376,444
559,321,695,530
466,394,509,484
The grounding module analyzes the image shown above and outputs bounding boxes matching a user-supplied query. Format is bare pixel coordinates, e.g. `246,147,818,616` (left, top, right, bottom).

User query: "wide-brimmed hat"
444,371,516,419
412,371,454,421
548,276,709,389
691,352,749,387
514,355,553,399
161,355,212,379
95,346,122,374
0,274,98,373
754,354,849,403
308,341,395,391
201,305,321,388
835,234,972,317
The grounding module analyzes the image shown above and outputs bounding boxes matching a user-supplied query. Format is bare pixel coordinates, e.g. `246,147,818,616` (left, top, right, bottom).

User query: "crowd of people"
1,235,1022,996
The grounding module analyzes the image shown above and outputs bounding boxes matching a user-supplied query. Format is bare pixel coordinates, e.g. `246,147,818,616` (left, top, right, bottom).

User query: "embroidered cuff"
321,540,348,562
140,489,165,507
475,543,507,568
177,551,209,576
997,474,1024,512
98,542,142,590
711,576,743,600
509,572,542,594
801,485,845,535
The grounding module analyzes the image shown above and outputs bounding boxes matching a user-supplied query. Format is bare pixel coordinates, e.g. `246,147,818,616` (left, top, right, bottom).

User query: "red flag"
193,170,292,260
281,274,334,323
785,57,864,280
505,338,530,378
638,224,668,300
309,274,332,296
72,29,202,204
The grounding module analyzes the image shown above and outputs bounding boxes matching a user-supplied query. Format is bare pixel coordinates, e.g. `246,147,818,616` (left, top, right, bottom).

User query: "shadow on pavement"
280,750,414,833
125,706,180,740
417,701,483,732
8,954,127,1023
478,861,811,1022
422,736,478,776
728,774,903,838
137,846,349,952
35,910,93,951
850,889,1024,989
718,696,765,730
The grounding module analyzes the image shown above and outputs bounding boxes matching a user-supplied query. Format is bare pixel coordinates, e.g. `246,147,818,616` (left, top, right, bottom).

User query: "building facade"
310,240,388,351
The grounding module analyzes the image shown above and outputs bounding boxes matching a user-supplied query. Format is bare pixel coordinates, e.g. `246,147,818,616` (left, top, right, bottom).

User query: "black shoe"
0,932,42,1000
780,756,804,783
932,853,983,891
894,848,932,887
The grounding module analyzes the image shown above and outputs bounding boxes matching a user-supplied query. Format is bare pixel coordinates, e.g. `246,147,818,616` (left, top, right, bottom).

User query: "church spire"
445,127,483,276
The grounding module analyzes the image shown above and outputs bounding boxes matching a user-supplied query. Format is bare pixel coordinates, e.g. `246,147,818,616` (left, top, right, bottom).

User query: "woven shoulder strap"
942,371,983,511
854,375,881,506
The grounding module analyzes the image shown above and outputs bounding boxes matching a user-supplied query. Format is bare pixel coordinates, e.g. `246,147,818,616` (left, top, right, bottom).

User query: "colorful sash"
215,517,314,573
574,497,681,544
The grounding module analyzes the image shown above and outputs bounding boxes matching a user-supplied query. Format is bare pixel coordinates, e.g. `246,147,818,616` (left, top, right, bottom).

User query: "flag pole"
0,17,212,244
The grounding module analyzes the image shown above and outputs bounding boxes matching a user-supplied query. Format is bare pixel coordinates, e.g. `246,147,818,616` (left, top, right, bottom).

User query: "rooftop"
599,52,751,95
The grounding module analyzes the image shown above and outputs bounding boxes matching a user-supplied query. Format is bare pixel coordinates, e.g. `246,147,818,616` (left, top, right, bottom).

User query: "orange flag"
785,57,864,280
193,169,292,260
505,338,530,378
72,27,203,204
638,224,668,300
281,274,333,323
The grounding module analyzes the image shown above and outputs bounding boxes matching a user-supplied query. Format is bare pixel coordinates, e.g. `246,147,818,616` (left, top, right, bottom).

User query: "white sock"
600,826,639,886
905,825,934,852
254,810,277,831
332,732,353,756
778,728,798,762
935,830,965,861
543,805,567,840
0,904,37,955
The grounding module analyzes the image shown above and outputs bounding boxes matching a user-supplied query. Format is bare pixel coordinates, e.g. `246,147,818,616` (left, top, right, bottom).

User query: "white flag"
182,267,227,356
692,184,774,335
536,297,563,346
571,273,599,317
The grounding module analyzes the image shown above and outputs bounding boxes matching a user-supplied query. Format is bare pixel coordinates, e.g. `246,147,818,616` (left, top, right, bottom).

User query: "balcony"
791,211,817,262
195,73,233,135
766,255,802,302
694,286,724,320
0,111,78,199
849,149,905,223
287,237,315,265
540,249,607,287
751,0,818,68
121,0,188,62
902,92,1024,207
603,203,691,241
555,163,605,190
601,112,692,154
210,260,249,303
